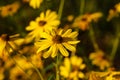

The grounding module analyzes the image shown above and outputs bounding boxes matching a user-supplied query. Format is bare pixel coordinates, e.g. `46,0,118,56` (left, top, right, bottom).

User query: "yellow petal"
0,38,6,53
57,44,69,56
62,29,72,37
68,32,78,38
51,44,58,58
43,45,53,58
62,43,76,52
26,21,37,31
37,42,51,53
68,41,80,44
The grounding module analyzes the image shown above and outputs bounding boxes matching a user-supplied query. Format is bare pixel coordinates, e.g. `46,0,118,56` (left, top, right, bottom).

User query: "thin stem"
56,55,60,80
89,24,99,51
110,37,119,62
80,0,85,15
58,0,65,20
30,61,44,80
8,43,44,80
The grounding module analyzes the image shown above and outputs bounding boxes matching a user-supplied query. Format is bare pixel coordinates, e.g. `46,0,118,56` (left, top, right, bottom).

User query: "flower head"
107,3,120,21
25,10,60,43
9,66,29,80
0,2,20,17
73,12,102,31
89,50,110,70
29,0,43,9
60,56,86,79
35,28,80,58
0,34,24,59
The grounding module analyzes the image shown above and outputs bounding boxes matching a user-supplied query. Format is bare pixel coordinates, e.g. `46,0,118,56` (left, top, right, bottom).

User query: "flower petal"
57,44,69,56
62,43,76,52
51,44,58,58
43,45,53,58
67,41,80,44
62,29,72,37
37,42,51,53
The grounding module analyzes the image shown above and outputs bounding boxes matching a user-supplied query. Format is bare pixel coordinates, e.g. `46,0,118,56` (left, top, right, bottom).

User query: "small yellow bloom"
9,66,29,80
89,50,110,70
0,2,20,17
25,10,60,43
107,3,120,21
29,0,43,9
35,28,80,58
30,54,43,69
14,56,33,70
73,12,102,31
0,34,24,59
60,56,86,80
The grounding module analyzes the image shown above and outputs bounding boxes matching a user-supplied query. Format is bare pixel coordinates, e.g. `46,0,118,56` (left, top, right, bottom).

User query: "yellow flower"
60,56,86,80
29,0,43,9
89,50,110,70
14,56,32,70
25,10,60,43
0,70,4,80
0,34,24,59
9,66,29,80
0,2,20,17
73,12,102,31
30,54,43,69
35,29,80,58
107,3,120,21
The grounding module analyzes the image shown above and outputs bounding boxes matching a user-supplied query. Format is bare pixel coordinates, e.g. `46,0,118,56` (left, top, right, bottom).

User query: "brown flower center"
52,35,63,43
38,21,47,26
81,17,87,21
1,34,10,41
0,58,5,67
16,74,23,80
8,7,13,11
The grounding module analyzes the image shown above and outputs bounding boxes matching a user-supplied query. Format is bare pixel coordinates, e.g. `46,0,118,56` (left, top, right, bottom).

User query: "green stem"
8,43,44,80
110,35,119,64
56,55,60,80
89,25,99,51
80,0,85,15
58,0,65,20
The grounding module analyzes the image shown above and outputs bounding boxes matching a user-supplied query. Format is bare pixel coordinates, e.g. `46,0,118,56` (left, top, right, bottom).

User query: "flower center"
1,34,10,41
16,74,23,79
81,17,87,21
0,58,5,67
38,21,47,26
8,7,13,11
52,35,63,43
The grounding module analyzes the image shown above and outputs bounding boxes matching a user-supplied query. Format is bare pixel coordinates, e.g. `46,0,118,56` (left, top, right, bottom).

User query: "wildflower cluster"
0,0,120,80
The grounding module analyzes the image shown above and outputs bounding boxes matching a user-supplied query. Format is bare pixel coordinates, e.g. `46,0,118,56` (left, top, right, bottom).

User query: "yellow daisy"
0,34,24,59
107,3,120,21
9,66,29,80
0,2,20,17
73,12,102,31
25,10,60,43
35,28,80,58
60,56,86,80
89,50,110,70
29,0,43,9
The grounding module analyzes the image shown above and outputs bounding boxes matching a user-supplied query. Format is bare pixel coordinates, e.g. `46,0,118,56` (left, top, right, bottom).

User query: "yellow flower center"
1,34,10,41
38,21,47,26
52,35,63,43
